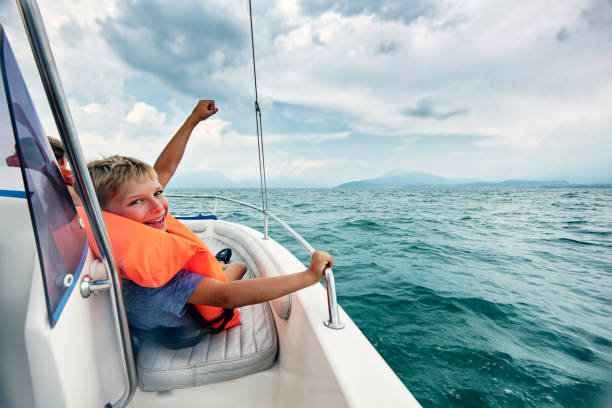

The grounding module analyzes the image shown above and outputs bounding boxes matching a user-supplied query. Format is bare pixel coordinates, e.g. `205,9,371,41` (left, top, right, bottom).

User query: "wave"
557,237,605,247
341,219,385,232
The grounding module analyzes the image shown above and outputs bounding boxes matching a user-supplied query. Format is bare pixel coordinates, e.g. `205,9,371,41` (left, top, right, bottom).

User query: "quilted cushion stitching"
224,324,229,360
140,347,276,373
151,347,163,369
169,348,180,368
262,303,272,349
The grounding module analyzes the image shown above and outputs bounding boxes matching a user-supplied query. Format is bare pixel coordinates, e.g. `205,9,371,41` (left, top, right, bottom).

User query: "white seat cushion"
136,302,277,392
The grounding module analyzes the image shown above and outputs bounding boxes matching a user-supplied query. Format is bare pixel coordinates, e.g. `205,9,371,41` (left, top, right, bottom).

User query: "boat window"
0,50,15,169
1,30,88,327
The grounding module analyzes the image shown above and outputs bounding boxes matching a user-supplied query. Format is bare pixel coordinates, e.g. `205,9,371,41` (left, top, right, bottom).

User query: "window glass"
0,42,15,169
1,31,88,327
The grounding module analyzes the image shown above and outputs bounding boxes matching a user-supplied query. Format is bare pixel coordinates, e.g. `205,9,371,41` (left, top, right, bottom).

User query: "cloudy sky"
2,0,611,186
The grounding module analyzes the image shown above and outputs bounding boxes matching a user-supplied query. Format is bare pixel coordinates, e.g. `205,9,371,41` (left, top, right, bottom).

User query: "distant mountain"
167,169,611,189
336,171,609,188
337,171,454,188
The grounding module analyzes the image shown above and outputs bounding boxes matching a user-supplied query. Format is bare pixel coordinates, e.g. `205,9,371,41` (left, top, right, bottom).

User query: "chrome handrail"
167,194,345,329
16,0,137,406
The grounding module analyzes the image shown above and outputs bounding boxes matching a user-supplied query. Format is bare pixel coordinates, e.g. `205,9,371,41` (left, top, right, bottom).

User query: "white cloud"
82,103,103,115
125,102,166,125
280,159,326,176
256,0,612,154
267,131,351,143
3,0,610,185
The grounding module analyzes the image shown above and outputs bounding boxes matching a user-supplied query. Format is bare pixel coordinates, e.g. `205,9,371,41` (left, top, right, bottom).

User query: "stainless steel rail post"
263,212,269,239
264,211,344,330
16,1,137,406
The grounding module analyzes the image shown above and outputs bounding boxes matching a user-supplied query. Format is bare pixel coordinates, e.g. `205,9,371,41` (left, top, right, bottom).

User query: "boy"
88,155,332,335
87,100,333,336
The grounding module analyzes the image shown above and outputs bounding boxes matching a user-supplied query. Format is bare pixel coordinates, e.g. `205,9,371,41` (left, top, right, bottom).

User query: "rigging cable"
248,0,269,216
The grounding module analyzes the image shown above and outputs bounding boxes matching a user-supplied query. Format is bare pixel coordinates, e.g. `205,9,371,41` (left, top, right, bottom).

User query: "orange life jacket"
60,167,74,185
76,207,240,330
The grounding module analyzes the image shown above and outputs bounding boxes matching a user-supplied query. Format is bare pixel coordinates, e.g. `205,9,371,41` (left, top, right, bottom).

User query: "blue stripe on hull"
0,189,28,199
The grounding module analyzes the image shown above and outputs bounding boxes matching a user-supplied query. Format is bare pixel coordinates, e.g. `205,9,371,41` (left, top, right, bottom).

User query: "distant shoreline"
337,183,612,189
167,184,612,190
335,171,612,189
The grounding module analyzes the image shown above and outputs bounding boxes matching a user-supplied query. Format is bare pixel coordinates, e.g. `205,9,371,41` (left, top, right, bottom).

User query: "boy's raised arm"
188,251,333,309
154,100,219,188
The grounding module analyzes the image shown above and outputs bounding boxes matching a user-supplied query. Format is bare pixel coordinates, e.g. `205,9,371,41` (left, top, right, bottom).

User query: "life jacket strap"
215,248,232,264
207,308,236,334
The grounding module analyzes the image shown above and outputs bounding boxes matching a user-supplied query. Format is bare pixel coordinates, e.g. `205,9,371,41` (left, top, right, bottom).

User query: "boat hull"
127,219,420,407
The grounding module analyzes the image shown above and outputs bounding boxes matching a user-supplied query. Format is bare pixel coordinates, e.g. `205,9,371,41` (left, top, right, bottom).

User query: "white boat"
0,1,421,406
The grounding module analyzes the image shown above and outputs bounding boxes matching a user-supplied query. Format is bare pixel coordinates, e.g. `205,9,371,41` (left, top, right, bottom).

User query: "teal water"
168,187,612,408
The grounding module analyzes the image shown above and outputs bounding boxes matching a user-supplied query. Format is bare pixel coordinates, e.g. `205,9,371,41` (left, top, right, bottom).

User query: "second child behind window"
48,136,82,206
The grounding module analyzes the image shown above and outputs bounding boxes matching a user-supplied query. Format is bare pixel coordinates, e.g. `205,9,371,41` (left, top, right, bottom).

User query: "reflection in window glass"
0,66,15,167
1,31,88,327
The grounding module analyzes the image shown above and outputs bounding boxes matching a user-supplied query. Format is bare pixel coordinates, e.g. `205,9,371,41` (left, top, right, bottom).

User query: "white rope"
248,0,269,213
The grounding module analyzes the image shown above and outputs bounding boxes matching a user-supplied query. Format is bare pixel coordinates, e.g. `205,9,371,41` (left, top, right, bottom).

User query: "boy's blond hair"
87,155,157,208
47,136,65,161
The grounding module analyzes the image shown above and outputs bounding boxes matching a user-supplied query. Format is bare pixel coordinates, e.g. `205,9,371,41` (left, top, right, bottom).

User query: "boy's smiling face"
104,176,169,231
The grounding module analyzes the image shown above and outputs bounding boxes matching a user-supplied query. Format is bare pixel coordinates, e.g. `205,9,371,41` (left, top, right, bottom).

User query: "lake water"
168,187,612,408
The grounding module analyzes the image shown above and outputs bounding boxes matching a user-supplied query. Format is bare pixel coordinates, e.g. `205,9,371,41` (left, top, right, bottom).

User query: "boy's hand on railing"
306,251,333,284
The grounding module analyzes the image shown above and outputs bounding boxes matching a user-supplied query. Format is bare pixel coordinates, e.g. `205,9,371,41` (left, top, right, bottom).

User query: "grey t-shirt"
121,269,204,330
